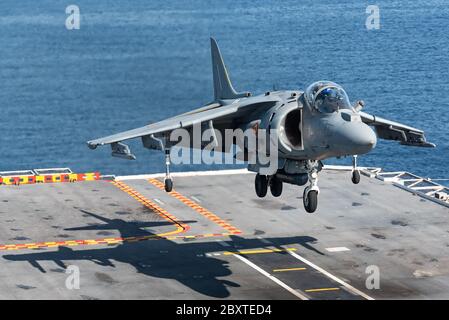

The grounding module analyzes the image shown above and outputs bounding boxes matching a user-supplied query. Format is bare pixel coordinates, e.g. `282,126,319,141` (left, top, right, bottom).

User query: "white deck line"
115,166,379,181
325,247,350,253
323,165,379,171
288,250,374,300
115,168,251,181
233,253,309,300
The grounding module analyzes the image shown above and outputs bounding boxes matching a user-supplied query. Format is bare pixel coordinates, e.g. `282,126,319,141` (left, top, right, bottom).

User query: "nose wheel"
302,160,321,213
303,187,318,213
351,155,361,184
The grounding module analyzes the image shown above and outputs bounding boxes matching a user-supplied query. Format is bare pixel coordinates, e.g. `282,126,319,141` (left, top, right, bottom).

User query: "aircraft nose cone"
331,122,377,156
351,123,377,154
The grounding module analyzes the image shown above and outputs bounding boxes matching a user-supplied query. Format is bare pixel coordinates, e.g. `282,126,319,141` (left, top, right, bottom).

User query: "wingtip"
87,141,98,150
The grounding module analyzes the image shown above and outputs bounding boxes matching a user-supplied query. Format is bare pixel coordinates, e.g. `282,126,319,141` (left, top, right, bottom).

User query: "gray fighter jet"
88,38,435,213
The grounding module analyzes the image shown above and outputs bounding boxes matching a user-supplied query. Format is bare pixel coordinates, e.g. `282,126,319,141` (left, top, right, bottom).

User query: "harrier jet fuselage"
88,38,434,213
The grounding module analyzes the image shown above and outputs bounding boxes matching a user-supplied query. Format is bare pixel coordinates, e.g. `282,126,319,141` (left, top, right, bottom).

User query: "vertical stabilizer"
210,38,250,101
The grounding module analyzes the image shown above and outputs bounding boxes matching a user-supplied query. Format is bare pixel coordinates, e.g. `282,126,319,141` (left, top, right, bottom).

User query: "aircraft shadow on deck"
3,210,323,298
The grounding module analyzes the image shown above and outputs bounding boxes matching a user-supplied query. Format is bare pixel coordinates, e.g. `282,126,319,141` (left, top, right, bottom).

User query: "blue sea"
0,0,447,178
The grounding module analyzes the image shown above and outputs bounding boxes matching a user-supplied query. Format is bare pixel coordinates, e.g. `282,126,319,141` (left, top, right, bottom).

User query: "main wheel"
270,176,283,197
255,174,268,198
164,178,173,192
303,188,318,213
352,170,361,184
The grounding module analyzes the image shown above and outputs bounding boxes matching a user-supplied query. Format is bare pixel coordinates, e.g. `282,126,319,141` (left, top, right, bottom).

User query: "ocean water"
0,0,447,178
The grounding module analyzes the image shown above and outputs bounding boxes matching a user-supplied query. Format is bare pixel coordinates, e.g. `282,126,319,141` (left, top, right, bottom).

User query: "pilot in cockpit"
305,81,352,114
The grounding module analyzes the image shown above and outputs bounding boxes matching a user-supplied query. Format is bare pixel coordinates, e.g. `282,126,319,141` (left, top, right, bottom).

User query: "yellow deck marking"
0,180,247,252
305,287,340,293
273,267,307,272
111,180,188,238
0,181,188,251
148,178,242,235
223,248,297,255
0,233,237,252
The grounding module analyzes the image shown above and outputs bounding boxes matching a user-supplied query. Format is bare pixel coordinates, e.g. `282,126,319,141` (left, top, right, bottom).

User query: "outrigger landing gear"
351,155,361,184
303,160,321,213
164,148,173,192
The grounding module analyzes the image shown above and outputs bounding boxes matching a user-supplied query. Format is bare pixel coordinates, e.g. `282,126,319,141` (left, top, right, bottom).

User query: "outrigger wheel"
163,147,173,192
351,155,361,184
352,170,361,184
303,187,318,213
255,173,268,198
164,178,173,192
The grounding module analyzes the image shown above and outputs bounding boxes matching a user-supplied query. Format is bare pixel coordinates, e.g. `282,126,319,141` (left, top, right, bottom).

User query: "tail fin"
210,37,250,101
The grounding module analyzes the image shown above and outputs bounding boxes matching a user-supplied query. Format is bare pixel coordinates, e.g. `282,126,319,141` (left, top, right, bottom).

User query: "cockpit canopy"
304,81,352,113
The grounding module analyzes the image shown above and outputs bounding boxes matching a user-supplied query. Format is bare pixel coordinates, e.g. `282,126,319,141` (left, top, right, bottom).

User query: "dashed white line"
190,196,201,203
153,198,164,205
233,253,309,300
325,247,350,253
287,250,374,300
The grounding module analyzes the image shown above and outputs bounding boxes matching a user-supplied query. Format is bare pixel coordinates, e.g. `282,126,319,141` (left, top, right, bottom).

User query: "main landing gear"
255,174,283,198
351,155,361,184
164,148,173,192
254,160,322,213
255,174,268,197
270,175,283,197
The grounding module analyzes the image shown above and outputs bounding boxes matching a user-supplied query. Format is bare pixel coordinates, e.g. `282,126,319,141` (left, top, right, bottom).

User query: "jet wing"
87,98,280,158
360,111,435,147
87,102,238,148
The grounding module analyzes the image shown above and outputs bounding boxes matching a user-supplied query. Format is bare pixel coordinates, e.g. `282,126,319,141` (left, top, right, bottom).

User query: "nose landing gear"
303,161,320,213
303,188,318,213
